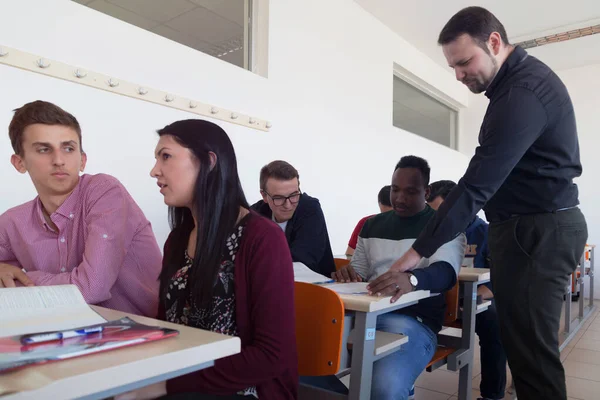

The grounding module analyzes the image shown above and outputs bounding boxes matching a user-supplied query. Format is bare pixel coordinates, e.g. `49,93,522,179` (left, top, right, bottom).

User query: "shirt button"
60,237,66,243
102,234,108,239
61,267,66,272
69,213,74,219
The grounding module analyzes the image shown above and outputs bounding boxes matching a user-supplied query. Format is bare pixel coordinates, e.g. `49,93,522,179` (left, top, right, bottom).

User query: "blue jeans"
372,313,437,400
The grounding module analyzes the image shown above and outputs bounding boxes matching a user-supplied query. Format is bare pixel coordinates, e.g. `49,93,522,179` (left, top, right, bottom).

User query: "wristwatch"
408,272,418,291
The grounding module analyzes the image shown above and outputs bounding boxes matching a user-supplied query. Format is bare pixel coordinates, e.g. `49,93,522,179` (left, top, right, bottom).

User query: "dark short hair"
438,6,510,52
259,160,299,190
9,100,83,156
378,185,392,207
394,156,431,186
427,180,457,202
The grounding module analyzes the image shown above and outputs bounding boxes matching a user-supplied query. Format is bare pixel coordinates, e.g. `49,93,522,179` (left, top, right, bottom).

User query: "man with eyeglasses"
251,160,335,276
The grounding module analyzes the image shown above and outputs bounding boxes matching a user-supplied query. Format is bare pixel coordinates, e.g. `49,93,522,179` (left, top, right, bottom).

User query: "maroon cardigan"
159,212,298,399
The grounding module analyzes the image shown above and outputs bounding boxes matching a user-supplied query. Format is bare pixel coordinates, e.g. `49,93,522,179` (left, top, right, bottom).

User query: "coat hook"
249,117,256,124
107,78,119,88
211,107,219,114
74,69,87,78
0,47,8,57
265,121,272,129
137,87,148,95
231,113,239,120
189,101,197,109
36,58,51,68
164,94,174,103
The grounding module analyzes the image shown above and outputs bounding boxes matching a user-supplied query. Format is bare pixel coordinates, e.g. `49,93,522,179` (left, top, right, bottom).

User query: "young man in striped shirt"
0,101,161,317
333,156,466,399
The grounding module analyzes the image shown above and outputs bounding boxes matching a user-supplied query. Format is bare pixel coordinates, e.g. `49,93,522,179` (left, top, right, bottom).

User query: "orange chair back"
334,258,350,271
294,282,345,376
444,282,460,325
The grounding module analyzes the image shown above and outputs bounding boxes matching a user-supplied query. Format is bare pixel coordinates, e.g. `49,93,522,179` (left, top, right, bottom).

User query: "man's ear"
11,154,27,174
424,186,431,202
261,190,268,202
80,152,88,173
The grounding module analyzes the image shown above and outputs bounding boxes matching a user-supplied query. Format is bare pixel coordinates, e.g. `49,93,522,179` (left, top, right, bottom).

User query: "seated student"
251,160,335,276
333,156,465,400
0,100,161,317
428,180,507,400
118,120,298,400
345,185,393,257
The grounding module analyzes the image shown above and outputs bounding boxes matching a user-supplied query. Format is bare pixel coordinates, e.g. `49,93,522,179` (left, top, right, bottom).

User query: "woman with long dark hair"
117,119,297,400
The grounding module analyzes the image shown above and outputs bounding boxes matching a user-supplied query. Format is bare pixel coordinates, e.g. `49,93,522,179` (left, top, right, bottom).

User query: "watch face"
410,274,418,286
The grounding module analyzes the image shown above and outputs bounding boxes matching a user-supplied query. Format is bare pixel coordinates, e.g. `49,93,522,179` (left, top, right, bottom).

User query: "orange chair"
426,282,460,371
334,258,350,271
295,282,345,376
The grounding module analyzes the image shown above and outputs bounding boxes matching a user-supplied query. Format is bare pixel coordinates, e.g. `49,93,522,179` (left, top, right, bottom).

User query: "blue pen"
20,326,104,344
312,279,335,285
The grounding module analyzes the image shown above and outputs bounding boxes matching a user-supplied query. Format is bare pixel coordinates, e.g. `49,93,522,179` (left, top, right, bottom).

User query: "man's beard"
465,56,498,94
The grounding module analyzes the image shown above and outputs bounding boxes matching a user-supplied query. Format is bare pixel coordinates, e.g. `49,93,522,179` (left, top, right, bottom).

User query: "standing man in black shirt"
367,7,587,400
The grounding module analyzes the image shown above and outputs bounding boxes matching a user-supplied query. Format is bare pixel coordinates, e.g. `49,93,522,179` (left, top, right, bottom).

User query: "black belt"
487,206,578,223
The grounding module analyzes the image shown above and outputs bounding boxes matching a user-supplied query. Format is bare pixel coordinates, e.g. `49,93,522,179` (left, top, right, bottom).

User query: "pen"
20,326,104,344
312,279,335,285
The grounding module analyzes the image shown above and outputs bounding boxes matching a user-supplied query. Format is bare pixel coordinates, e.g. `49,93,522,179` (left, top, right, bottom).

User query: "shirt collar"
34,175,84,228
485,45,528,99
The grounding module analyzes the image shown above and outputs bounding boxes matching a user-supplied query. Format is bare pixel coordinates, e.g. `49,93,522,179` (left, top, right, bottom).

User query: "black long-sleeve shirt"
413,46,582,258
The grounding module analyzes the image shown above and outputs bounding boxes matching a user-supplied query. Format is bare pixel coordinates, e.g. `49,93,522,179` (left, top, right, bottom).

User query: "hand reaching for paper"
331,264,363,283
366,271,414,303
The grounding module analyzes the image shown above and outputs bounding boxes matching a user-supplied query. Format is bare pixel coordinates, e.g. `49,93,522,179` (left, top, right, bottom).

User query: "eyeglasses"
263,190,302,206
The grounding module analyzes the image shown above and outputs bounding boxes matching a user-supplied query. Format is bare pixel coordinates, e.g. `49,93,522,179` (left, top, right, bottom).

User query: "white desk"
0,306,241,400
334,288,433,400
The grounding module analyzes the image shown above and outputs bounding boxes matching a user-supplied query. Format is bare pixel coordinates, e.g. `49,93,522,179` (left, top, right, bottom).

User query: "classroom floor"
341,299,600,399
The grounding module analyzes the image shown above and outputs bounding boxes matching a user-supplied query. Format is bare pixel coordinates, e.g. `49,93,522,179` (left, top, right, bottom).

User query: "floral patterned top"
165,218,258,398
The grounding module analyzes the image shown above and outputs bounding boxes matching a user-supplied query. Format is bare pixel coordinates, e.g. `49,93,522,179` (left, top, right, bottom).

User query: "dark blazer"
251,193,335,276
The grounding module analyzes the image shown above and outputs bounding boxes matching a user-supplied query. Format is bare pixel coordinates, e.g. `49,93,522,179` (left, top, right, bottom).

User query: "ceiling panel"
165,6,243,44
188,0,245,26
106,0,197,23
86,0,160,30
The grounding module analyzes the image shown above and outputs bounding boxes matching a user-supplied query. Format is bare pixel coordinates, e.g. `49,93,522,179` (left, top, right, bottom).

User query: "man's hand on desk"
0,263,34,288
389,247,422,273
114,381,167,400
331,265,363,283
366,271,414,303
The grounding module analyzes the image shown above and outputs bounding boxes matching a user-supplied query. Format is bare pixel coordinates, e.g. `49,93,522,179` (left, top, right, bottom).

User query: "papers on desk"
0,285,107,338
321,282,369,295
293,262,334,284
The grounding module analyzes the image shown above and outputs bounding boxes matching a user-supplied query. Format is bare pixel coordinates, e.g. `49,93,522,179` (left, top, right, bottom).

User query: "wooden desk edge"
0,307,241,399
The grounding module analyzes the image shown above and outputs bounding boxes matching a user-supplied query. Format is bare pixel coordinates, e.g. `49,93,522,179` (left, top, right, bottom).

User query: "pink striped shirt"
0,173,162,317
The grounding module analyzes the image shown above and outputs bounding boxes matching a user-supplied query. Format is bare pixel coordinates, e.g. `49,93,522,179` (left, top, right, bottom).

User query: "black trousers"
488,208,587,400
476,302,507,400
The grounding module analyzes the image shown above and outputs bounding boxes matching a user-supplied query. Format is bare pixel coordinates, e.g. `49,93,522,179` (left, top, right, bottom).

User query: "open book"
0,285,178,374
0,285,107,338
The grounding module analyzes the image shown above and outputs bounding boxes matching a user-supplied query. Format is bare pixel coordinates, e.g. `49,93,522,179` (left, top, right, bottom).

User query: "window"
393,75,458,149
73,0,267,73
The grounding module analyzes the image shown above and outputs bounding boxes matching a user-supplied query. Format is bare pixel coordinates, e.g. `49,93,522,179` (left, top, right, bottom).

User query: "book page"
293,262,333,283
0,285,106,338
322,282,370,294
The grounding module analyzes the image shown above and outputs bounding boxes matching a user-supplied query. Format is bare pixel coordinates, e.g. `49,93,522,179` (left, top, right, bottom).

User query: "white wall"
458,54,600,297
0,0,471,255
